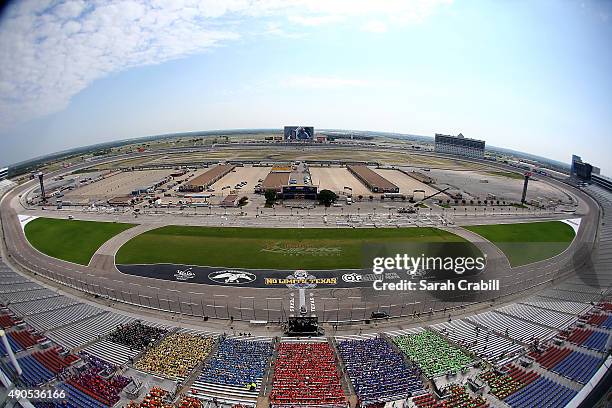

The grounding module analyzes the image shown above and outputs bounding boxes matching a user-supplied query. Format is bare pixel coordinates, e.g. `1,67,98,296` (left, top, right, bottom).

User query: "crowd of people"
198,337,273,389
413,385,489,408
269,342,346,406
108,322,168,350
66,361,132,406
479,364,537,400
337,337,423,403
124,386,173,408
393,331,474,378
135,333,214,379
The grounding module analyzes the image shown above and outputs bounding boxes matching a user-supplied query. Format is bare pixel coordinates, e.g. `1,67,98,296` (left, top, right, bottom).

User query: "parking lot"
64,169,173,201
208,166,271,195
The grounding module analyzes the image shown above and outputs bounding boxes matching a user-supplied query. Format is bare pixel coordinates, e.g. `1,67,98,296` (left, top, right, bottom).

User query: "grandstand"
135,332,215,379
431,319,524,364
269,340,347,407
336,335,423,403
0,252,610,407
392,330,474,378
191,336,273,405
107,321,168,350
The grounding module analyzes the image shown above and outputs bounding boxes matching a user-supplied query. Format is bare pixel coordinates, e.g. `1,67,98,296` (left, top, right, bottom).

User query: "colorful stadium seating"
551,350,604,384
198,337,273,387
504,377,577,408
135,333,214,379
10,328,44,349
269,342,347,407
10,354,55,386
0,312,15,328
585,313,611,328
393,331,473,378
581,331,609,352
565,327,594,345
32,347,79,373
66,360,131,407
479,364,538,399
528,346,572,369
336,336,423,403
0,331,23,356
442,384,489,408
125,386,173,408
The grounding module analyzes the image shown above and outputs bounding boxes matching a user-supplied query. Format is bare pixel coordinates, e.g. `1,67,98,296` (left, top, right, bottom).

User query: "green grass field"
465,221,575,267
25,217,136,265
485,171,525,180
116,226,472,270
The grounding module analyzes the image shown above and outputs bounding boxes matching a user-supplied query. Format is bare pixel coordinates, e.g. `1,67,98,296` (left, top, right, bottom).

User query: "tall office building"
434,133,485,158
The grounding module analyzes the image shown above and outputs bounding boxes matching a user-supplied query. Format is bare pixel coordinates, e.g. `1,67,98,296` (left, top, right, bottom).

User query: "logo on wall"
174,267,196,281
342,273,363,283
264,270,337,288
208,270,257,285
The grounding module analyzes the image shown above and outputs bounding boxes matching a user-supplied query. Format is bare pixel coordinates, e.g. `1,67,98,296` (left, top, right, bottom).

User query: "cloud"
0,0,242,129
362,20,388,33
287,14,345,27
0,0,453,130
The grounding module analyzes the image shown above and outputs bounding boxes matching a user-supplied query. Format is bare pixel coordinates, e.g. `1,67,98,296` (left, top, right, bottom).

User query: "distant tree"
369,195,374,201
238,196,248,207
264,189,277,205
318,189,338,207
358,195,363,201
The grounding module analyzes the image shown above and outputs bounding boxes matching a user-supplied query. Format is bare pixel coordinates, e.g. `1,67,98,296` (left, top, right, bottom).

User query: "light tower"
37,172,46,202
521,171,531,204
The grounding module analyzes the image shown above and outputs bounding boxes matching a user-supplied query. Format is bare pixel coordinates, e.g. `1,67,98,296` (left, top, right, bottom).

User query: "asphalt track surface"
0,147,602,325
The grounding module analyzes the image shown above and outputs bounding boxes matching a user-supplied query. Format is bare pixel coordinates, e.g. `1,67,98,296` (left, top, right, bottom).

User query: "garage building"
346,165,399,193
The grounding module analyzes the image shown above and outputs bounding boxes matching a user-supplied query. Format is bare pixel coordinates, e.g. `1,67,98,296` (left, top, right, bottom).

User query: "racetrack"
0,145,602,326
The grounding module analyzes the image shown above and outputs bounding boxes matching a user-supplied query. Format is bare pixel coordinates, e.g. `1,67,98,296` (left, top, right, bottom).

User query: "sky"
0,0,610,174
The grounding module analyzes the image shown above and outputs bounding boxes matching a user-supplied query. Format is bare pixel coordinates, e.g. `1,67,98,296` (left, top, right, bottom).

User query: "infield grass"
465,221,575,267
25,217,136,265
116,226,470,270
